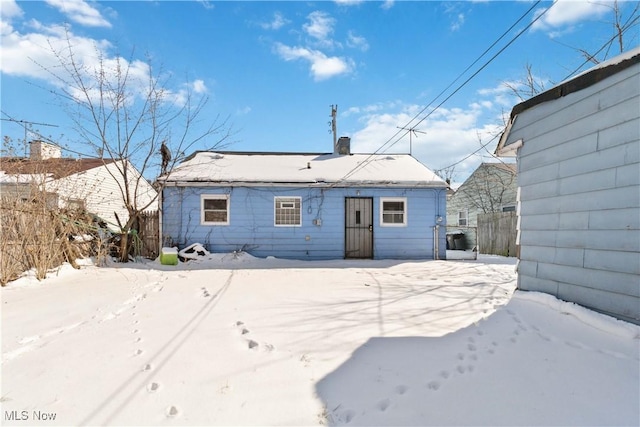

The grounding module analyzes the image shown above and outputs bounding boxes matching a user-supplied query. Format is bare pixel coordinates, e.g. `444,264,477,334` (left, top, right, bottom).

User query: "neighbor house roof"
162,151,446,188
496,47,640,156
0,157,117,180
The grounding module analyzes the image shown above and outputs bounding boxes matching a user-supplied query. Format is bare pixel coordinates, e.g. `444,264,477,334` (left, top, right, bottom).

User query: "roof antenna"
396,126,426,156
1,117,58,157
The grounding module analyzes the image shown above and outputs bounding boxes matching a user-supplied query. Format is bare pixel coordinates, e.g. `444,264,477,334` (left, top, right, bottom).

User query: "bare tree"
504,1,638,102
36,31,232,261
503,63,547,102
434,165,457,186
457,163,516,214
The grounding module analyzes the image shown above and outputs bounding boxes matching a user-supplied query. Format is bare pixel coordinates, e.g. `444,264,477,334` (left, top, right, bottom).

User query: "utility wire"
333,0,551,185
559,14,640,82
437,10,640,175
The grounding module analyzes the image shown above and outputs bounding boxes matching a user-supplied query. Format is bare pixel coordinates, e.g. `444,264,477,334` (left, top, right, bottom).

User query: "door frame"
344,197,374,259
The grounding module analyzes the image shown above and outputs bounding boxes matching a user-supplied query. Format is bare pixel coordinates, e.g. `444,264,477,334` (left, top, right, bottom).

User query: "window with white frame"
201,194,229,225
274,197,301,226
458,210,468,226
380,198,407,226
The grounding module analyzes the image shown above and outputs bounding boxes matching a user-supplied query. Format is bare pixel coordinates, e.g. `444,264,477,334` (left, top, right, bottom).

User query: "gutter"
162,181,448,189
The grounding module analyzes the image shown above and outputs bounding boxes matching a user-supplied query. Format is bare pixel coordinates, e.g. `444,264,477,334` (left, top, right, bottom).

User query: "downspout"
434,225,440,260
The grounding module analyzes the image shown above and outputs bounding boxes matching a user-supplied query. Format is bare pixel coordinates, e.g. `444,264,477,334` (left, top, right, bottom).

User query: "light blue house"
160,138,448,260
496,48,640,324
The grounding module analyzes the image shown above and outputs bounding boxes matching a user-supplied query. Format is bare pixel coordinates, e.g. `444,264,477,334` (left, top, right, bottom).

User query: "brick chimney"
335,136,351,155
30,140,61,160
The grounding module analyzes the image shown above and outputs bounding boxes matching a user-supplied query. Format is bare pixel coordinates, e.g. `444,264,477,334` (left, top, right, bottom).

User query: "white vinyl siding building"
496,48,640,324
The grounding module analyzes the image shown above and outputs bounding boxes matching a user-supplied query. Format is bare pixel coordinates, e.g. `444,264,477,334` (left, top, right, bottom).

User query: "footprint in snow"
147,382,160,393
377,398,390,412
427,380,441,391
142,363,153,372
165,406,179,418
339,409,355,423
395,385,408,395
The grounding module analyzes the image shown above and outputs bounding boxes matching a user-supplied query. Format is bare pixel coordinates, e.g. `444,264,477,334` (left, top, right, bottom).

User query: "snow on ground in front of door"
1,254,638,426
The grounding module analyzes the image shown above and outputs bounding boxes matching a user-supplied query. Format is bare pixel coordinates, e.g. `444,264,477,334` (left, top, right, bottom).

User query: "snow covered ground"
1,254,638,426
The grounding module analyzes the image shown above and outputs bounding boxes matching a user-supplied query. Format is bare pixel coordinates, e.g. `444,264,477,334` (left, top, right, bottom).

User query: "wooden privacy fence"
138,210,159,259
477,211,517,257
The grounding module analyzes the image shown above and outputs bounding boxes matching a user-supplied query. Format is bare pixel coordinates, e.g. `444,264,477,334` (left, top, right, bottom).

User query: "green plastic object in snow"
160,247,179,265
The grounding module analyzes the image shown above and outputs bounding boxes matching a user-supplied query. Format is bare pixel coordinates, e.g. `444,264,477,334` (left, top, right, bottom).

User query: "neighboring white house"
0,140,158,230
496,48,640,324
446,162,517,250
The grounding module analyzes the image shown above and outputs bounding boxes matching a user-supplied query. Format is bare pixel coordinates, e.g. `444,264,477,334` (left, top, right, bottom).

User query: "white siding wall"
446,164,518,249
509,63,640,323
50,160,158,230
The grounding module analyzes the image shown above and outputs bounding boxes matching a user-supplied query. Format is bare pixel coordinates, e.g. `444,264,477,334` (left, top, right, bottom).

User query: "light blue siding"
509,59,640,324
163,186,447,260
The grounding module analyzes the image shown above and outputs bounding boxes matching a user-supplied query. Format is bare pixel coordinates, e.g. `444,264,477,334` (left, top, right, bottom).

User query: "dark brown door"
345,198,373,259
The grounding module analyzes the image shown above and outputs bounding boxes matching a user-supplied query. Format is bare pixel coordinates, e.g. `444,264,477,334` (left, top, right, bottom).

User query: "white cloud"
0,20,111,79
260,12,289,30
347,101,503,181
197,0,215,10
451,13,465,32
1,0,23,19
334,0,366,6
303,11,335,42
532,0,611,33
192,79,207,94
0,18,203,110
236,106,252,115
44,0,111,28
381,1,394,11
346,31,369,52
274,43,354,81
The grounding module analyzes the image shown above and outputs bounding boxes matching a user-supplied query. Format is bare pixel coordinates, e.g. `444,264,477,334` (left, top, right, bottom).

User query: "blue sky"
1,0,638,182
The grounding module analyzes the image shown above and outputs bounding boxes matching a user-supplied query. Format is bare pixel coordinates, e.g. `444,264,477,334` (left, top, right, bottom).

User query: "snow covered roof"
163,151,446,188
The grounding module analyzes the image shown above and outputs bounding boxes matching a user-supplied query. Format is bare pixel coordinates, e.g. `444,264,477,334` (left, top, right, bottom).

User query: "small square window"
380,198,407,226
201,194,229,225
275,197,301,226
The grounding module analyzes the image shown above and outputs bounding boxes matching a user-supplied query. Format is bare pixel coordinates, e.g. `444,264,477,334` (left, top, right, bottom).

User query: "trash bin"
446,232,466,250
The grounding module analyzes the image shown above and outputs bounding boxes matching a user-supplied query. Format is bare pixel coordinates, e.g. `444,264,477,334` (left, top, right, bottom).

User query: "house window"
274,197,301,226
502,205,516,212
201,194,229,225
458,210,468,226
380,198,407,226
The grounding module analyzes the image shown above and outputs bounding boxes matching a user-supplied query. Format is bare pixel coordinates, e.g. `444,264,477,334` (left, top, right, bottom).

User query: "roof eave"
163,180,446,189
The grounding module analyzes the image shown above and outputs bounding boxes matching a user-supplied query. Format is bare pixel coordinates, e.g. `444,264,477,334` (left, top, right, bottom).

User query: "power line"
560,14,640,82
436,9,639,175
334,0,550,185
